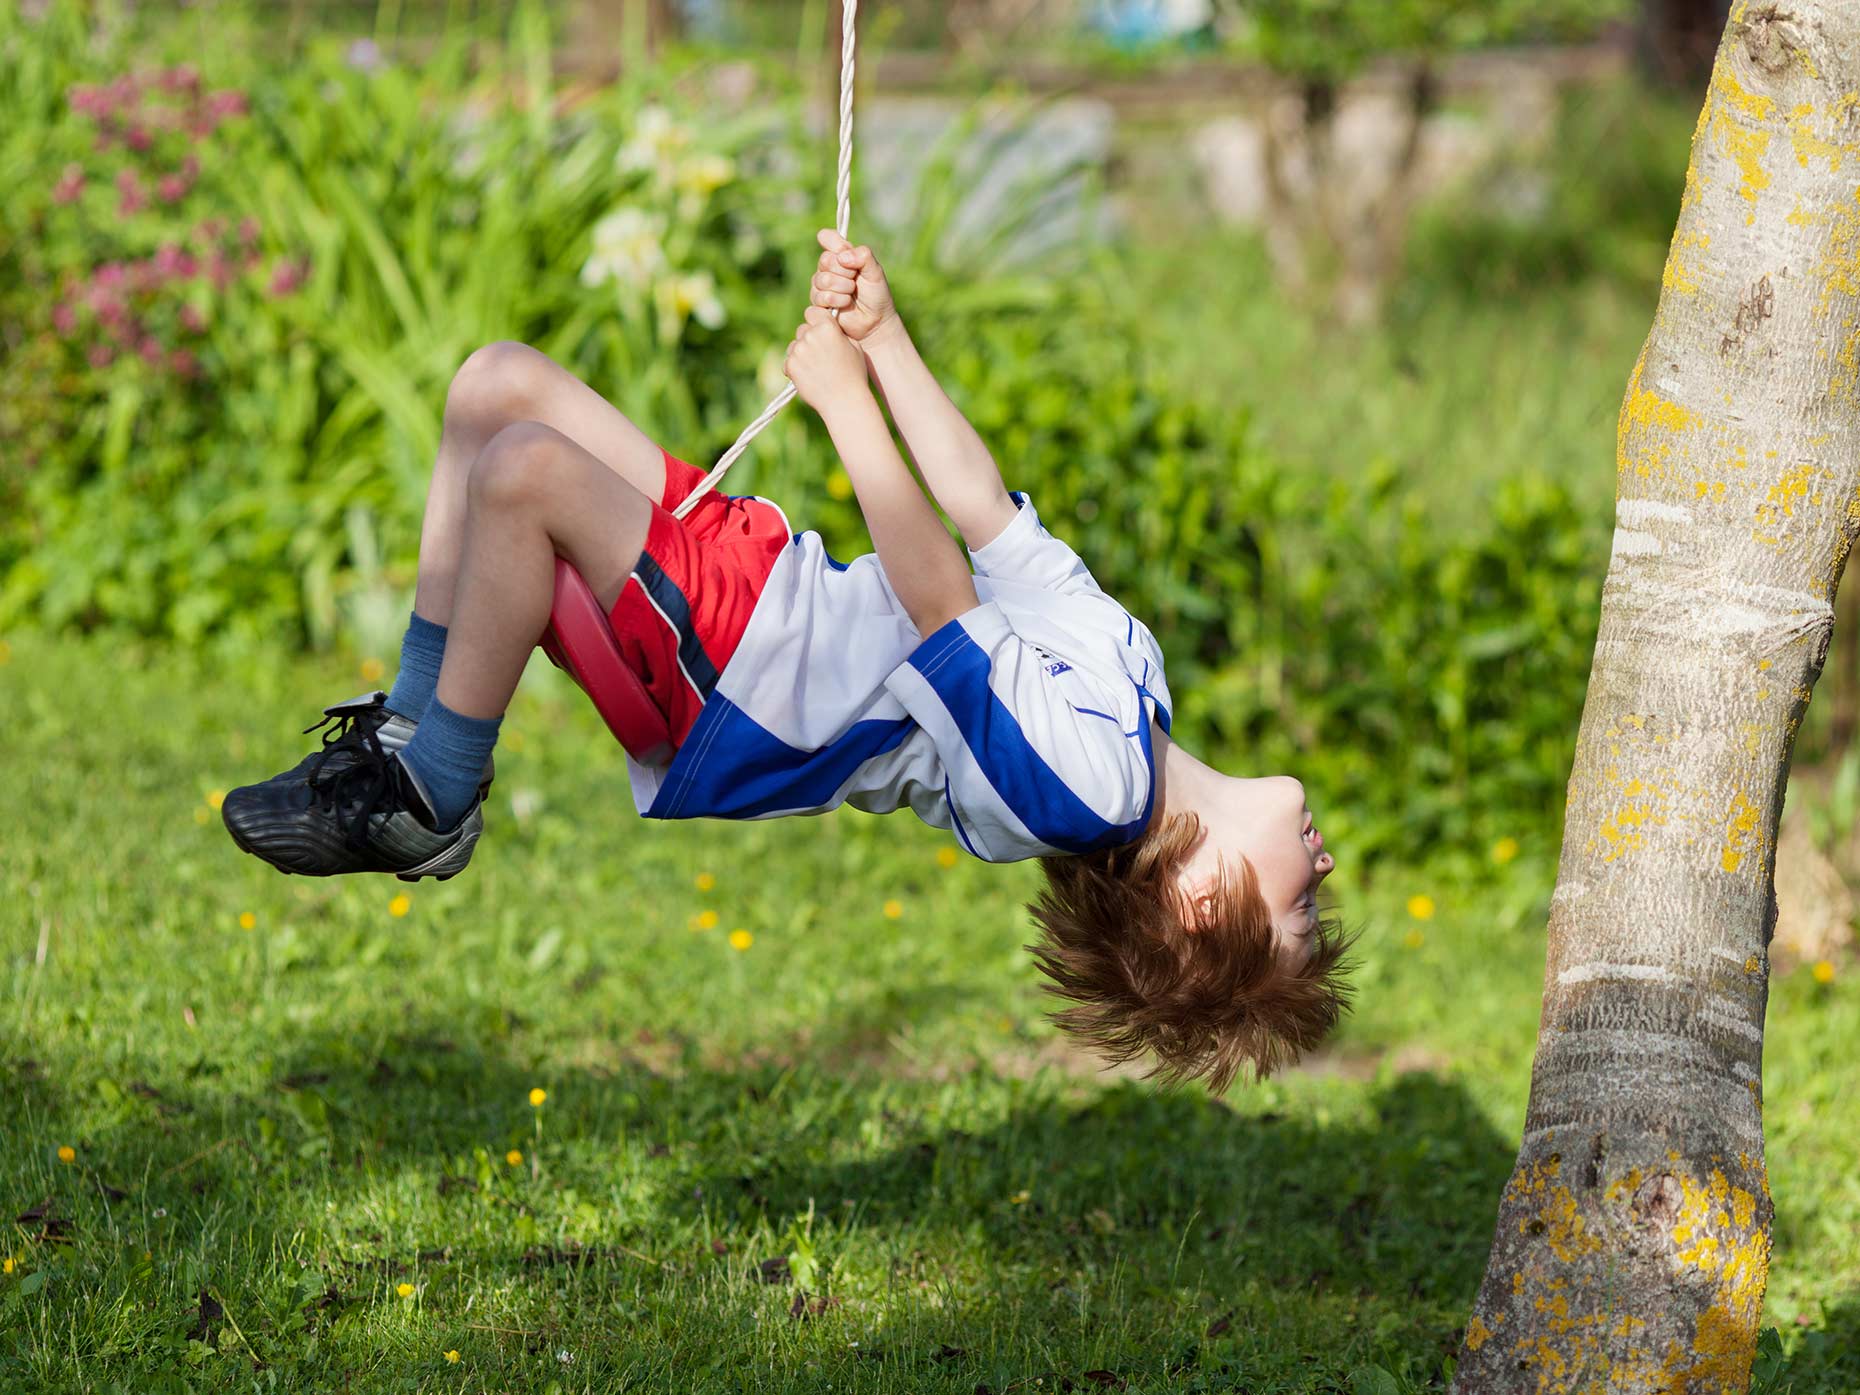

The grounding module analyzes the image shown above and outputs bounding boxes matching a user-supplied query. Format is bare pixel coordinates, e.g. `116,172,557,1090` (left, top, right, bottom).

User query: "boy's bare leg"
416,342,675,627
433,420,655,720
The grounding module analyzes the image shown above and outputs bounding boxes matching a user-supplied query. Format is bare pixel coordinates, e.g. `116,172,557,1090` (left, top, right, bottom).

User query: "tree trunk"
1453,5,1860,1391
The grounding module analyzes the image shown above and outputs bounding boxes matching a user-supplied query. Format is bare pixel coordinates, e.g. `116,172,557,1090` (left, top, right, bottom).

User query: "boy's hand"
812,229,898,345
784,307,867,415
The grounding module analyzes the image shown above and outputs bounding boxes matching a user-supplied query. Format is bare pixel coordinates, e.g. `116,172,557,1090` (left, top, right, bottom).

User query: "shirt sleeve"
965,491,1108,600
881,600,1158,863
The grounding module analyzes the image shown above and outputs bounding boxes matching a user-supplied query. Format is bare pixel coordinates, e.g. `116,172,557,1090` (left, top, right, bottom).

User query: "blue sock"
385,612,448,721
399,695,501,830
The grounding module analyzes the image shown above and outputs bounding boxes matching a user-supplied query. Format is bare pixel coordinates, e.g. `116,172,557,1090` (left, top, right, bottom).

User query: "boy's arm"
817,387,983,638
859,319,1020,554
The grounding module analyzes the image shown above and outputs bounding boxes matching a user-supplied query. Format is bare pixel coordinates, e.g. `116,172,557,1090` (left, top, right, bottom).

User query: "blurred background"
5,2,1859,1389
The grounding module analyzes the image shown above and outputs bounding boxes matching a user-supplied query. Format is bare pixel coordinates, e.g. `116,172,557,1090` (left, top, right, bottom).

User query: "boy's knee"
445,340,547,430
468,421,563,511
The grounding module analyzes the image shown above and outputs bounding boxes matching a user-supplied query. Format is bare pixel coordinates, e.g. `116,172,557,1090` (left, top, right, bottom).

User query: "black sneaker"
255,690,493,799
223,732,485,882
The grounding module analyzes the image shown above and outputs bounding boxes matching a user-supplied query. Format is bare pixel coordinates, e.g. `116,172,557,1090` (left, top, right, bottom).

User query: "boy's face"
1181,774,1334,966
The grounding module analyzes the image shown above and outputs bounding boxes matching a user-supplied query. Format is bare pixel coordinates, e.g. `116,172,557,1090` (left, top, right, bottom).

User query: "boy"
223,231,1350,1090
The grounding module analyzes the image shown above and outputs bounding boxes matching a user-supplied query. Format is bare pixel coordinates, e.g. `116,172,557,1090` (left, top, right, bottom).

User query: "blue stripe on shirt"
907,623,1152,856
646,694,915,819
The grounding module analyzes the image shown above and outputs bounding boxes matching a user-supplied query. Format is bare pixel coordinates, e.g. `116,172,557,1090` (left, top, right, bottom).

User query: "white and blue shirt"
624,490,1174,863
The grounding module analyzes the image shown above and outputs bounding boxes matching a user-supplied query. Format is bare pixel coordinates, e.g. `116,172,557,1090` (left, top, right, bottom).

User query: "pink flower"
52,164,85,205
160,65,201,94
114,170,146,216
51,302,77,337
88,343,114,369
186,114,216,140
207,251,237,291
137,334,165,365
127,260,159,294
169,348,200,378
107,74,140,113
95,260,128,290
67,83,103,116
238,216,260,247
154,243,187,277
158,173,189,203
267,258,305,297
179,303,206,333
205,90,248,121
193,216,226,242
125,124,152,152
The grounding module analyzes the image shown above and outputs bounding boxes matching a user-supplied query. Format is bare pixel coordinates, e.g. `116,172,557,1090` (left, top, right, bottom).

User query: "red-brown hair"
1025,807,1357,1093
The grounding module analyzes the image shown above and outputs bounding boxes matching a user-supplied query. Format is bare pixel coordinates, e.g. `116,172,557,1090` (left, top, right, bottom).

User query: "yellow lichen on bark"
1617,353,1707,490
1707,68,1777,220
1719,789,1760,872
1655,1165,1772,1393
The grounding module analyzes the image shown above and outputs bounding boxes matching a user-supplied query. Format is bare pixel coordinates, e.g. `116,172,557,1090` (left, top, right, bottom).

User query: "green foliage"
0,0,829,646
1229,0,1634,80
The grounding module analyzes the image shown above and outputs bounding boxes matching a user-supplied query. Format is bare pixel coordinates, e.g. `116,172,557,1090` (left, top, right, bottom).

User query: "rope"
668,0,858,521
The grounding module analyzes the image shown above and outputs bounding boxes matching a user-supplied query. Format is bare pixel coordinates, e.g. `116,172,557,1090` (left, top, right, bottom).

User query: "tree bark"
1454,5,1860,1391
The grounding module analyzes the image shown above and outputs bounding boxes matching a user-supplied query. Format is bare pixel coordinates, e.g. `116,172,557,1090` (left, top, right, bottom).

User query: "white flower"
616,104,690,183
582,207,668,292
674,151,736,199
654,270,727,341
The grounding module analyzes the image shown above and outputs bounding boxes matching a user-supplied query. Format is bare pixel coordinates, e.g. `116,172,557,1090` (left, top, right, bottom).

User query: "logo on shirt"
1043,659,1072,678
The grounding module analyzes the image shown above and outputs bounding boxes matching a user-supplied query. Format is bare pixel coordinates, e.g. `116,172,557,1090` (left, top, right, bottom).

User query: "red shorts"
606,449,791,754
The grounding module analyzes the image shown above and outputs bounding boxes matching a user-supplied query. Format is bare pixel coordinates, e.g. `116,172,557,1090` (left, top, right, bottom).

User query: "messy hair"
1026,808,1357,1094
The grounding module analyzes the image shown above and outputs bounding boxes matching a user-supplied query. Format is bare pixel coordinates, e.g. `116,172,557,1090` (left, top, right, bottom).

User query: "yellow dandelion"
1812,960,1836,984
396,1282,415,1298
696,909,719,930
936,847,959,869
1009,1190,1030,1205
1406,894,1436,921
238,911,256,931
826,470,854,501
506,1149,523,1167
728,929,753,951
2,1257,13,1274
389,893,412,918
1403,929,1425,950
1491,837,1520,866
529,1087,547,1107
57,1146,76,1164
882,899,904,920
444,1349,461,1363
694,872,715,892
359,657,385,683
206,789,226,811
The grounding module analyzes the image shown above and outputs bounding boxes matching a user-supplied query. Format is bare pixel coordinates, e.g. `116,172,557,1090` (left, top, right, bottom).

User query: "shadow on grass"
4,1012,1515,1388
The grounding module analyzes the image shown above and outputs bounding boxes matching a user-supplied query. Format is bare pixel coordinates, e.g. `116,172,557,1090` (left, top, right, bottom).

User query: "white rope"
669,0,858,521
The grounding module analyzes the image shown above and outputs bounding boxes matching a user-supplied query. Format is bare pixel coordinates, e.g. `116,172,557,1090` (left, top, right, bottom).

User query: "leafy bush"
1227,0,1633,79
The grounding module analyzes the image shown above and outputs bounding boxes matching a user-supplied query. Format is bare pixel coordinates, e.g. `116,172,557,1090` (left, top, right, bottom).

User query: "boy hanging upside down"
223,231,1352,1090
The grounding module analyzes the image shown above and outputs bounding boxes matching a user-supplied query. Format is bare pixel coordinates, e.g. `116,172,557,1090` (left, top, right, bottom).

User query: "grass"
2,630,1857,1393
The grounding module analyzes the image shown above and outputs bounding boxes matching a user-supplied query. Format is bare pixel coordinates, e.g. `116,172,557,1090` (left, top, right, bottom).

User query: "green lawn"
1,631,1856,1393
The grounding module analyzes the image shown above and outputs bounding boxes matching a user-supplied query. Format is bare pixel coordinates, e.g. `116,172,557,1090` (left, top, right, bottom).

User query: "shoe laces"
306,721,400,850
301,701,388,788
